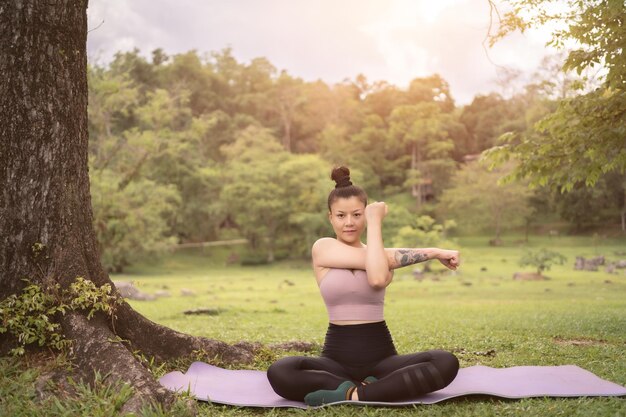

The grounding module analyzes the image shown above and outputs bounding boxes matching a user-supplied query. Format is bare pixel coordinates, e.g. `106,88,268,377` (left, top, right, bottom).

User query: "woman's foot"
304,381,357,406
361,375,377,385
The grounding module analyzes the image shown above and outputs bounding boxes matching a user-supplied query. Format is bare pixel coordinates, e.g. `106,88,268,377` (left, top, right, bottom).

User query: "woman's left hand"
437,249,460,270
365,201,388,222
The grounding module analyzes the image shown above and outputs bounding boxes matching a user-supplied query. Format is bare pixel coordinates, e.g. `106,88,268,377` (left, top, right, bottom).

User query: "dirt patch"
513,272,548,280
269,341,319,353
553,337,608,347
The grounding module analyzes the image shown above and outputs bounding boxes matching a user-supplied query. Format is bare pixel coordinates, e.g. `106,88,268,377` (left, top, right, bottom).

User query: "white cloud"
87,0,560,105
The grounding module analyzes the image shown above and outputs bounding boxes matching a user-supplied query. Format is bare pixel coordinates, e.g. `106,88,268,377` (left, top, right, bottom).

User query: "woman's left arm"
386,248,459,271
364,202,459,287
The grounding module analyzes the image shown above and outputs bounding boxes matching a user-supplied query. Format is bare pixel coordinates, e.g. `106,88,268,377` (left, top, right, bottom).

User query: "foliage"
438,161,534,239
86,42,623,271
483,88,626,192
66,277,121,319
551,171,625,230
0,278,122,356
391,214,457,249
489,0,624,90
220,126,332,260
390,102,456,201
378,201,417,244
0,283,67,356
90,168,180,273
459,93,525,154
518,248,567,274
484,0,626,191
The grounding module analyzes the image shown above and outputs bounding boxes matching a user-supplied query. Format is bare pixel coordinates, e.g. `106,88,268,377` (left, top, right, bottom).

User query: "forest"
88,47,625,272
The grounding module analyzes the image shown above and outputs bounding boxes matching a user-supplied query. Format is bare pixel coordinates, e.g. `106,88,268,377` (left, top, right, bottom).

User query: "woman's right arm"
311,238,453,271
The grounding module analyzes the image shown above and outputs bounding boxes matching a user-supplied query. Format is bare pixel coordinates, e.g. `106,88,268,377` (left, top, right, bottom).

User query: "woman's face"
328,196,366,247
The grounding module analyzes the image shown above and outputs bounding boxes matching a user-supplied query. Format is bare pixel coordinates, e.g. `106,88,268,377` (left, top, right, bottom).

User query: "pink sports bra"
318,268,385,321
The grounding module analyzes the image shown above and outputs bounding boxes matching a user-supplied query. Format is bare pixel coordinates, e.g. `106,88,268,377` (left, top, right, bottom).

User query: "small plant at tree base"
0,277,122,356
518,248,567,276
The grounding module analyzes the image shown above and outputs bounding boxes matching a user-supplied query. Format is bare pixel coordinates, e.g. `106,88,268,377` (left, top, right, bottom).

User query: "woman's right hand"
437,249,460,270
365,201,388,222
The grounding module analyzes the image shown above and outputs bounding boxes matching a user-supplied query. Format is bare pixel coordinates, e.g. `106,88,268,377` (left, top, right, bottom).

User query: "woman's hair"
327,166,368,212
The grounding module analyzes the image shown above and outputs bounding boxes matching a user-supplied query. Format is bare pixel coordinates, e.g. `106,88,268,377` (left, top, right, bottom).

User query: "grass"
2,233,625,416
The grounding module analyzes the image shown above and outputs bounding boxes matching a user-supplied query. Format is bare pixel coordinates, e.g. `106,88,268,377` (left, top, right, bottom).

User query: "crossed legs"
267,356,359,401
267,349,459,403
357,349,459,401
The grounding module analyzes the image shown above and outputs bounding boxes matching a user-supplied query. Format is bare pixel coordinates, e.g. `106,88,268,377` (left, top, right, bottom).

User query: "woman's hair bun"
331,166,353,188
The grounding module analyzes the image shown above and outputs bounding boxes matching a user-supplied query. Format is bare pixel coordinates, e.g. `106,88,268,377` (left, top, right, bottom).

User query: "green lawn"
2,234,626,416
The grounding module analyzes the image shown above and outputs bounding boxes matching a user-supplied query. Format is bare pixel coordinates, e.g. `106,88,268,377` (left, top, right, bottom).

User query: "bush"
519,248,567,275
239,250,269,266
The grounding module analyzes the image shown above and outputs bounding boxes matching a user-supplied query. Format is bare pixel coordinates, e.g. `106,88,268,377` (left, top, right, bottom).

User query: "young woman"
267,166,461,405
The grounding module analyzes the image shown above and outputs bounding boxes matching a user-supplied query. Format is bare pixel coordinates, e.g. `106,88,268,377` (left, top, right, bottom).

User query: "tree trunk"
620,180,626,233
494,209,502,241
279,101,292,152
0,2,255,414
524,217,531,243
411,142,423,210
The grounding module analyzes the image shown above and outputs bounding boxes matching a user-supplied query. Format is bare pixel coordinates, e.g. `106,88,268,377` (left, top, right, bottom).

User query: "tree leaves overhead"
484,0,626,192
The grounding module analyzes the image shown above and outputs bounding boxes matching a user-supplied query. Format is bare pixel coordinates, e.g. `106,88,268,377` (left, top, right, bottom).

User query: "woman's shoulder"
312,237,366,250
312,237,335,258
312,239,340,284
312,236,335,248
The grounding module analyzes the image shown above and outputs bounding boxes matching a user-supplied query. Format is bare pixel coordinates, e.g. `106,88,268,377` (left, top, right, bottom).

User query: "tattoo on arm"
393,249,429,268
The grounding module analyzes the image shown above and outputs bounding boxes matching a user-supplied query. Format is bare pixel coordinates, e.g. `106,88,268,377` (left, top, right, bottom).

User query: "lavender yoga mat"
159,361,626,408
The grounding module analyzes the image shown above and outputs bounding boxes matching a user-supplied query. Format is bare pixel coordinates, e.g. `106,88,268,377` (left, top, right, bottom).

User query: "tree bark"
279,100,293,152
620,180,626,233
0,2,257,414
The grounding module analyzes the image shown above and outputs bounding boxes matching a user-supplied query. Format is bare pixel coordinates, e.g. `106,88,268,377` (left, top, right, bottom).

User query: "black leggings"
267,321,459,402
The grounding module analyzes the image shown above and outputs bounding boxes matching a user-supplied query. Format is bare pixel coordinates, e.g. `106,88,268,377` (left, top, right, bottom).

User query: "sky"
86,0,560,105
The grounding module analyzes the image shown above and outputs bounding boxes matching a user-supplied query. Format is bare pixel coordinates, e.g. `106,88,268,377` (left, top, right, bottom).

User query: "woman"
267,166,461,405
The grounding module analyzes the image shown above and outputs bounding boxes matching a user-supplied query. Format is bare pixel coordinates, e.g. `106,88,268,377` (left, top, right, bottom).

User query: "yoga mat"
159,361,626,408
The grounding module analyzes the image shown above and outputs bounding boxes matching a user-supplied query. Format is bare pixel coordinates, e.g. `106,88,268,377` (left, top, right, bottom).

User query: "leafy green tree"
518,248,567,276
438,161,534,242
221,125,363,261
90,169,180,272
551,171,626,231
389,102,456,209
87,68,139,179
391,215,457,249
406,74,455,112
271,71,306,152
88,71,189,269
350,115,406,197
363,81,407,120
108,48,161,96
161,50,222,116
89,68,221,259
220,126,292,261
294,81,344,154
484,0,626,194
275,154,336,257
235,57,277,121
459,93,518,154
